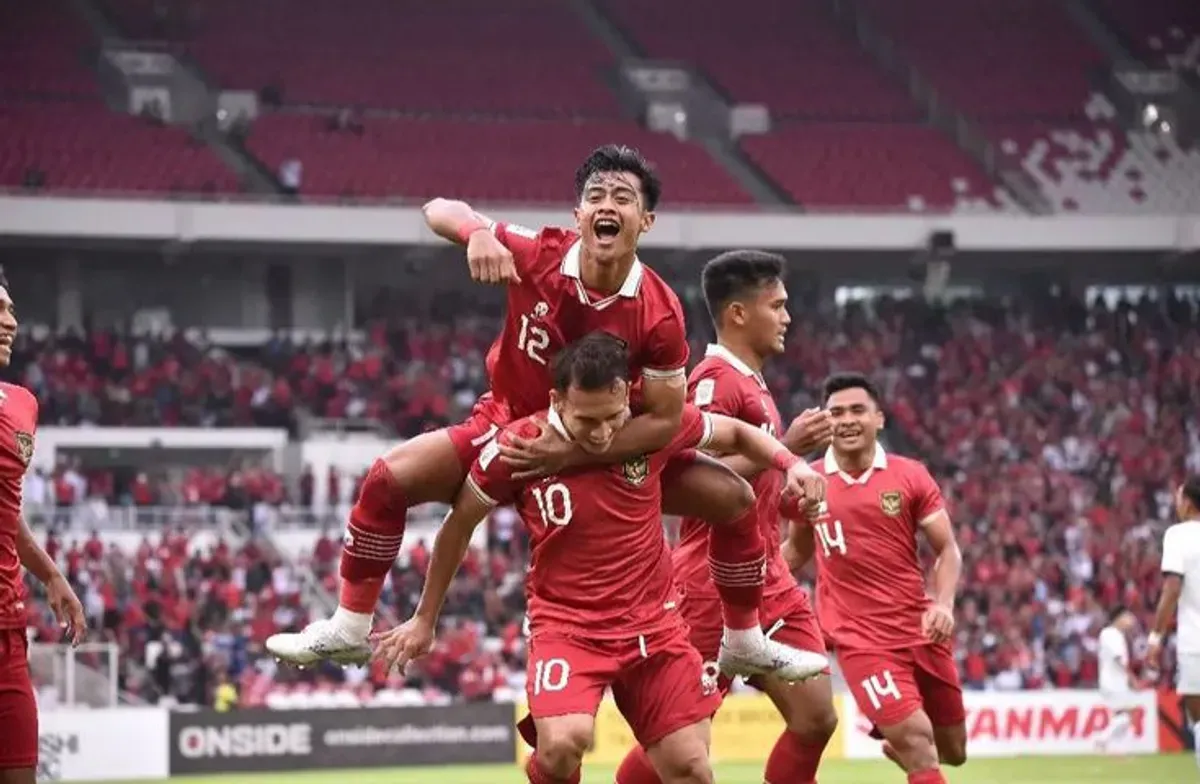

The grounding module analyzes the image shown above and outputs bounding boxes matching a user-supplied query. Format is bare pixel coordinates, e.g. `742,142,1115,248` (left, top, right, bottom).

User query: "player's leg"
662,454,826,683
1178,654,1200,772
840,647,947,783
267,415,493,665
913,643,967,767
0,631,38,784
756,601,839,784
1096,701,1133,754
519,634,612,784
614,628,721,784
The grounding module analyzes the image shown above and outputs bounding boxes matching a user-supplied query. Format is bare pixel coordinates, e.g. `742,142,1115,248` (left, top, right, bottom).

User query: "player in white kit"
1096,607,1138,754
1148,476,1200,772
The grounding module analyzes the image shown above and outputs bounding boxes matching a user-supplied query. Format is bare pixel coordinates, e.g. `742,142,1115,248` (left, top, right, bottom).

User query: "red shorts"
445,394,508,467
681,587,828,693
0,628,37,770
518,625,722,748
838,642,965,729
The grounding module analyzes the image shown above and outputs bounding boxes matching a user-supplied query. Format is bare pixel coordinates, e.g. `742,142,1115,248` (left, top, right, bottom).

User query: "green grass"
100,754,1194,784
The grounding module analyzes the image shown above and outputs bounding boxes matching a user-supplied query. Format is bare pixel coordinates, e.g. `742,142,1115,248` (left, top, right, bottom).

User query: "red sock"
707,506,765,629
764,730,827,783
525,753,581,784
338,459,407,613
615,745,661,784
907,769,947,784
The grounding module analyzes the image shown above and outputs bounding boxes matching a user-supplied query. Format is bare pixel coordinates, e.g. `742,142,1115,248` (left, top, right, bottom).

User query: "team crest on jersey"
621,455,650,486
13,431,33,466
879,490,903,517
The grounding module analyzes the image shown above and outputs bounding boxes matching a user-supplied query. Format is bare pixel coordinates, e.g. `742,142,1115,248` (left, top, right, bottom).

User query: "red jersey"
0,383,37,630
673,344,795,600
467,405,714,639
483,223,688,421
810,447,945,650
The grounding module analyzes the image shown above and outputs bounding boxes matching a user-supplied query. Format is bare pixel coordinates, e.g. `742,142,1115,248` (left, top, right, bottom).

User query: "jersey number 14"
814,519,847,557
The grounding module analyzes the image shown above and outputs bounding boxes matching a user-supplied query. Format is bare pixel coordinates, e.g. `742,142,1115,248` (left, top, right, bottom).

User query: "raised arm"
422,198,535,285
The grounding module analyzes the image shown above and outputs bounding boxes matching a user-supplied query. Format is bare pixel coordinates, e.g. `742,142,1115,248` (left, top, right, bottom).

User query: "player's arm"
781,518,816,572
411,482,493,627
422,198,537,284
705,413,808,471
1149,526,1183,662
16,516,86,642
921,510,961,612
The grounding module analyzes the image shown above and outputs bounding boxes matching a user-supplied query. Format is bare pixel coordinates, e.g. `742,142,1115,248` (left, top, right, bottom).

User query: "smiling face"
0,285,17,367
550,379,631,455
826,386,884,457
573,170,655,266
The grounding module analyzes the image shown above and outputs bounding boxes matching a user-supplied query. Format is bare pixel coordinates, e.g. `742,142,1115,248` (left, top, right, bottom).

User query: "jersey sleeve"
665,404,714,456
641,293,689,382
910,461,946,525
689,365,746,418
465,433,522,508
1162,525,1185,577
491,222,543,278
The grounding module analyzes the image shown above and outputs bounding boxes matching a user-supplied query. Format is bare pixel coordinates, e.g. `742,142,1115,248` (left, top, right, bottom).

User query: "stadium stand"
1100,0,1200,73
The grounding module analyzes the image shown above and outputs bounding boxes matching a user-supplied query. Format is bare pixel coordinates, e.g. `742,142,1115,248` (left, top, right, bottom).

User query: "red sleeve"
492,222,544,278
688,364,745,418
641,291,689,382
665,404,714,456
466,432,522,508
909,461,946,524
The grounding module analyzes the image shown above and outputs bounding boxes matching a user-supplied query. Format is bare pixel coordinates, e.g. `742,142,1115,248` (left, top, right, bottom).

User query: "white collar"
705,343,767,389
560,240,644,308
823,445,888,485
546,407,573,441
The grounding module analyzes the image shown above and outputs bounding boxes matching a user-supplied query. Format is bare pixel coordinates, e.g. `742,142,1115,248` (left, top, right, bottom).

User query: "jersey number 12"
518,315,550,366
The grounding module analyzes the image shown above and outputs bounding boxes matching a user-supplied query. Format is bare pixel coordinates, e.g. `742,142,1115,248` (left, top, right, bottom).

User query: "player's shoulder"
0,382,37,413
1164,520,1200,547
477,415,544,474
526,225,579,257
688,357,751,402
636,263,684,313
887,453,934,480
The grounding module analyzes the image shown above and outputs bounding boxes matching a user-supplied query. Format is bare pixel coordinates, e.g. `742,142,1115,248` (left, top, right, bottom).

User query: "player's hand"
372,616,436,675
498,420,577,480
46,574,86,646
784,408,833,455
781,461,826,507
922,603,955,644
466,230,521,285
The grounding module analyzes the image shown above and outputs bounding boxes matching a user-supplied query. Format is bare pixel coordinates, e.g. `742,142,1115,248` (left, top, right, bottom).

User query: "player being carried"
614,251,839,784
269,145,817,681
785,373,966,784
373,332,828,784
1147,475,1200,775
0,270,87,784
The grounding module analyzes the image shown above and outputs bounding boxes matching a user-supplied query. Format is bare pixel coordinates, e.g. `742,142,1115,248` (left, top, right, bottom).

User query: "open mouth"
593,218,621,239
836,429,862,439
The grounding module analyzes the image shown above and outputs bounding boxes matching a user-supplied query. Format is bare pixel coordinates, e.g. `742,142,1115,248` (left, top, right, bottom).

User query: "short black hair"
551,331,630,392
0,267,8,289
574,144,662,212
1183,475,1200,512
822,372,882,406
1108,605,1130,624
701,250,785,325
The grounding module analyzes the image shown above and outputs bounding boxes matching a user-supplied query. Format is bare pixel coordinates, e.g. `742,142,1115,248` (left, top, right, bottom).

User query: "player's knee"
656,749,712,784
937,738,967,767
885,723,938,770
705,474,755,525
537,725,592,776
787,703,838,743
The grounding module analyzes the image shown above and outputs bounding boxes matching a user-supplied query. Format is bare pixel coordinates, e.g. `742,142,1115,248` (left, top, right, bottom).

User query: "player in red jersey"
615,251,838,784
785,373,967,784
0,272,87,784
373,333,828,784
271,146,789,679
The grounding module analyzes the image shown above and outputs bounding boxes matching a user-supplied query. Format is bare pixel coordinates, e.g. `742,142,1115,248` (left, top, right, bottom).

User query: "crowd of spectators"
20,286,1200,708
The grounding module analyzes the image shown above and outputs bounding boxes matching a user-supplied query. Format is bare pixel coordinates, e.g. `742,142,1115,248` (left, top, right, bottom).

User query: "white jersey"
1097,625,1131,693
1161,519,1200,654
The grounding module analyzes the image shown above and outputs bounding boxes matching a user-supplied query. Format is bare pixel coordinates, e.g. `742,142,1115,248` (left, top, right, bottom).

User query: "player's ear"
639,210,655,234
728,301,747,327
875,410,885,431
573,205,585,231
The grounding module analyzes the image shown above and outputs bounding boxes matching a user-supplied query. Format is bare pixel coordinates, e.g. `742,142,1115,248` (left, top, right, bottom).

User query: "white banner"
842,689,1159,759
38,708,170,781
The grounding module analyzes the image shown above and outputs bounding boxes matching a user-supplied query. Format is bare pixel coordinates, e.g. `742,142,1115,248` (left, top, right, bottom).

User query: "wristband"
771,449,801,473
455,220,491,245
1147,631,1163,646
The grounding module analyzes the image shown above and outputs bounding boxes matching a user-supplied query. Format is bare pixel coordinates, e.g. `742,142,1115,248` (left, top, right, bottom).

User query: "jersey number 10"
518,315,550,366
532,483,573,527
